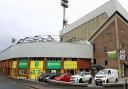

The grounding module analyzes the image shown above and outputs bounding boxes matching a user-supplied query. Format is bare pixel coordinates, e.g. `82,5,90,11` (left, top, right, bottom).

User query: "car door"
107,70,113,82
84,73,90,81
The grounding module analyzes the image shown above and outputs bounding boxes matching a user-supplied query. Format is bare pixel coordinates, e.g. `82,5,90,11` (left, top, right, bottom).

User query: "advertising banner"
12,61,17,68
30,69,43,79
107,51,118,59
30,61,43,69
46,61,61,69
64,61,77,69
18,59,28,69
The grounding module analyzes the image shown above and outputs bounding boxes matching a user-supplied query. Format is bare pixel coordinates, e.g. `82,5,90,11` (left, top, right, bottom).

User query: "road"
0,75,124,89
0,76,30,89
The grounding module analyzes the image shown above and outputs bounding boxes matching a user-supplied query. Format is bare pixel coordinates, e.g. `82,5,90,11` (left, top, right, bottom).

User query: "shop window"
72,58,76,61
47,57,61,61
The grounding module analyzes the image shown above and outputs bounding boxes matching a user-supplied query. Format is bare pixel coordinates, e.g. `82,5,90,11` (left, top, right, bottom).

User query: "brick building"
60,0,128,77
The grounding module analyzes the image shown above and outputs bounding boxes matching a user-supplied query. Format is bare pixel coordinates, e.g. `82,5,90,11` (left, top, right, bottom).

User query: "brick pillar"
16,58,19,78
77,58,79,74
43,57,47,74
61,58,64,74
9,59,13,77
26,57,31,79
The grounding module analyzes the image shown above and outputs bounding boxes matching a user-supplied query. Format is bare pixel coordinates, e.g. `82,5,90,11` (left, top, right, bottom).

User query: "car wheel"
41,79,43,82
88,78,92,84
95,82,99,86
106,79,109,83
79,78,83,83
115,78,118,83
45,79,48,83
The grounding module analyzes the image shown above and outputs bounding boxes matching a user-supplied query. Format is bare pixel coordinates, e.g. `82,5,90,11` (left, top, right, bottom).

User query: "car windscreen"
97,70,107,75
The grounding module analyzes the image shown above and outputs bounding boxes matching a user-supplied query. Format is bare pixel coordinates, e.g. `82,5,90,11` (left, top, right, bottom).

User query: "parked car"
54,74,71,82
94,69,118,85
38,73,51,82
70,72,92,83
44,73,60,83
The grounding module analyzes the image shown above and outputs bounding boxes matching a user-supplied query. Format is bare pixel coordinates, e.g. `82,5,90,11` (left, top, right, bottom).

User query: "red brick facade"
90,13,128,77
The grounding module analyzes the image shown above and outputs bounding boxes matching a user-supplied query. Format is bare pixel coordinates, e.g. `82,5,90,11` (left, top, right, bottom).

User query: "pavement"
0,76,32,89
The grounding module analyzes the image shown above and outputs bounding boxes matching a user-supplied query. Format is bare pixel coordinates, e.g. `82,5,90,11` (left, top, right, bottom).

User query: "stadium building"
60,0,128,77
0,36,93,79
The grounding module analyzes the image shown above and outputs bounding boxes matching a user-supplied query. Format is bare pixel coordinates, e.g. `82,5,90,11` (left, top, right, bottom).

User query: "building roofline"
89,11,128,41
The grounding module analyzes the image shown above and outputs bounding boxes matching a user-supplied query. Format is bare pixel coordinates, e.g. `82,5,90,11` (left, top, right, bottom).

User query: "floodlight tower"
61,0,69,29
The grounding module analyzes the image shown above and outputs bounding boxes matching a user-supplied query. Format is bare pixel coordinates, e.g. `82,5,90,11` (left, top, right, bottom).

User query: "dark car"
44,73,60,83
38,73,51,82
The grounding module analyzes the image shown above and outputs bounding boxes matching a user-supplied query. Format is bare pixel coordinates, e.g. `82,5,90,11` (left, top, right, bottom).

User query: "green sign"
47,61,61,69
18,59,28,68
107,51,118,59
35,61,39,68
31,70,41,75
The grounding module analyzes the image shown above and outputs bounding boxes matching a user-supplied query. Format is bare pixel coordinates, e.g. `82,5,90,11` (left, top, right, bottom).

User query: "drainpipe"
115,16,121,78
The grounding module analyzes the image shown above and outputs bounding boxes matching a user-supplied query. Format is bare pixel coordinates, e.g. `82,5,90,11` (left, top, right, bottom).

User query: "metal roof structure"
17,35,58,44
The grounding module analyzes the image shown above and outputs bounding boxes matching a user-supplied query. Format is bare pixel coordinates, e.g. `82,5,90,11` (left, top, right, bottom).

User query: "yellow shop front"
11,61,17,77
30,60,43,80
64,61,77,75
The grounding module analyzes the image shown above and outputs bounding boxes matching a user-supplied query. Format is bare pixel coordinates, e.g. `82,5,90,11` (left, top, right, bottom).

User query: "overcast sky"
0,0,128,52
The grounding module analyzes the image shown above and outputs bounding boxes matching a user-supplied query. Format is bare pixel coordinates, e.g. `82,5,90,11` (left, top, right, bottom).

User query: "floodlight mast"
61,0,69,29
60,0,69,42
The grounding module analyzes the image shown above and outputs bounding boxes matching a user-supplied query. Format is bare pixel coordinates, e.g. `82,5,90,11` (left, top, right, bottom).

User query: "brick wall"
94,20,118,68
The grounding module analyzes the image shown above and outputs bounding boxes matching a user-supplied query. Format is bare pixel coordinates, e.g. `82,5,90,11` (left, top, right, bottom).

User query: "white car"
70,72,92,83
94,69,118,85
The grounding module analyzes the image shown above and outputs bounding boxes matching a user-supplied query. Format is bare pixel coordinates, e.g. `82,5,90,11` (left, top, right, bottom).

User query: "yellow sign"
30,69,43,79
30,61,44,79
12,61,17,68
30,61,43,69
64,61,77,69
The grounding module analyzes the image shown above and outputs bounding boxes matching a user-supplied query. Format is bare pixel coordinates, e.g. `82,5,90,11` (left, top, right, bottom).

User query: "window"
105,60,108,65
93,58,96,64
104,47,107,52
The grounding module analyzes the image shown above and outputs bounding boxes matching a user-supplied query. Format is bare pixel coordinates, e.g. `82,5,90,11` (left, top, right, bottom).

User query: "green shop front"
18,58,28,78
46,61,61,73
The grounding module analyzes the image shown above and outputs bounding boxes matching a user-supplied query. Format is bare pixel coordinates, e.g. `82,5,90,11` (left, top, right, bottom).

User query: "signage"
30,69,43,79
18,59,28,69
12,61,17,68
64,61,77,69
46,61,61,69
107,51,118,59
119,50,125,60
30,61,43,69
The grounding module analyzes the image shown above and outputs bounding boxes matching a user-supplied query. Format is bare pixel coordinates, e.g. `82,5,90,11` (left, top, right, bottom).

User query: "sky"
0,0,128,52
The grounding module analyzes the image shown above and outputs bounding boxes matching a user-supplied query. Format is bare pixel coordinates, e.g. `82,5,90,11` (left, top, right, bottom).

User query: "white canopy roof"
0,42,93,60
